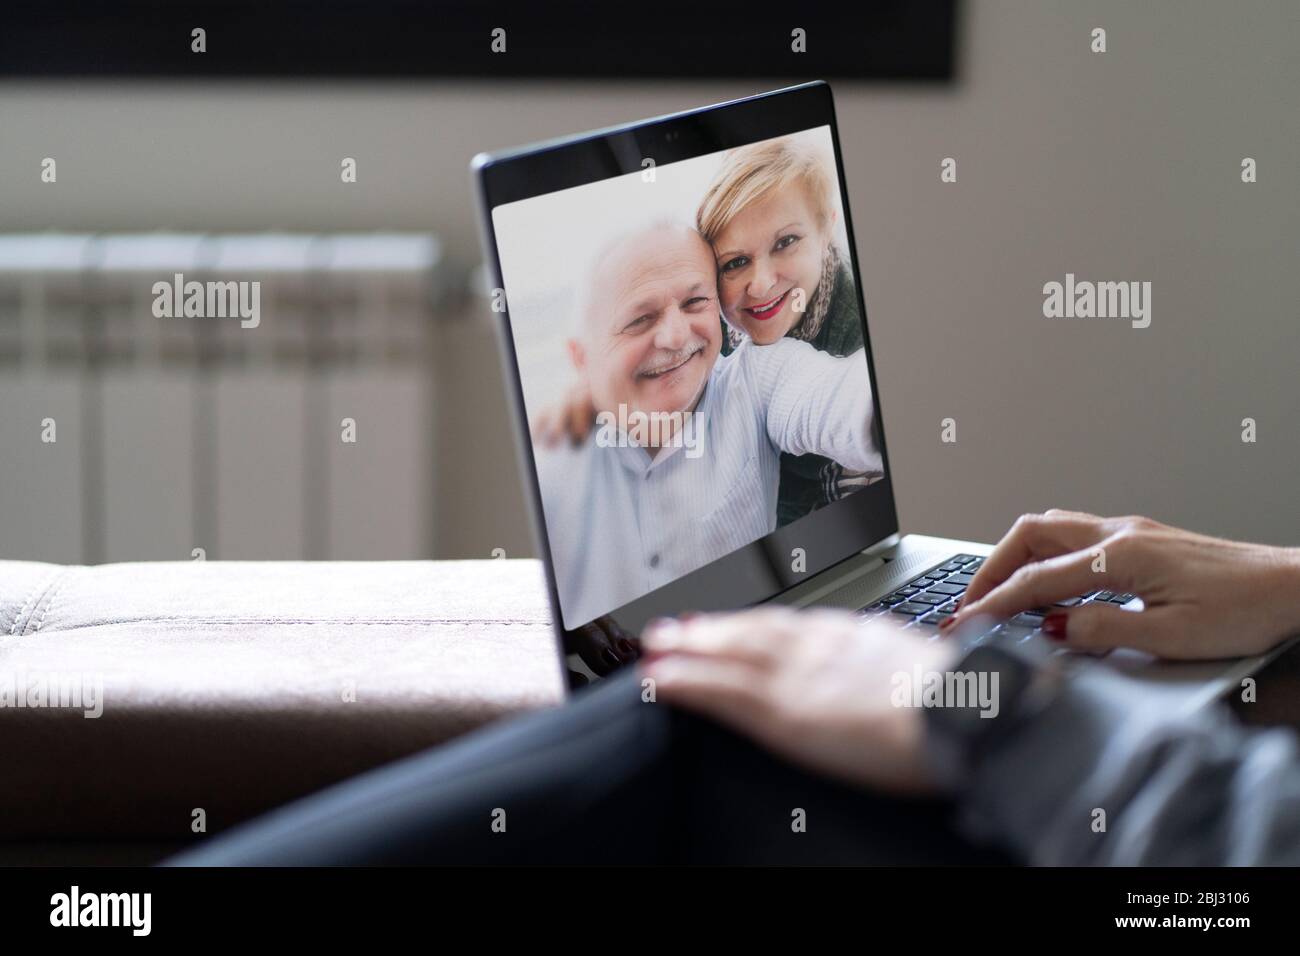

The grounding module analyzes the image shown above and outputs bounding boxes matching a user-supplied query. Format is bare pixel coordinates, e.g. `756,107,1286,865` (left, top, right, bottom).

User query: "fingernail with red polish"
1041,612,1068,640
938,615,957,631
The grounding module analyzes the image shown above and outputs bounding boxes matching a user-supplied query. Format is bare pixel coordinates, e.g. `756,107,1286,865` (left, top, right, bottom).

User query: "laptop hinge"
770,532,903,608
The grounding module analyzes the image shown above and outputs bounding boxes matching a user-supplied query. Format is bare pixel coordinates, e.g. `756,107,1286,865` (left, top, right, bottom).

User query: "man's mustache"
635,340,707,378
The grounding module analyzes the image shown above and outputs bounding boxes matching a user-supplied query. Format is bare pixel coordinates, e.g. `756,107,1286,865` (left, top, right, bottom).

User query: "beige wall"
2,0,1296,559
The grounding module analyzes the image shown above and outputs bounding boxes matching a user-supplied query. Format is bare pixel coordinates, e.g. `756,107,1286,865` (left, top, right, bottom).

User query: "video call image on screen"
493,127,885,630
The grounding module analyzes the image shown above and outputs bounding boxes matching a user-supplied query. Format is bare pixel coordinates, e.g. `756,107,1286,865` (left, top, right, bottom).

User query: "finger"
642,610,791,669
1042,507,1103,522
529,411,546,441
562,402,580,445
642,613,781,668
572,622,624,674
564,388,595,446
1042,603,1185,657
964,512,1110,607
955,546,1127,624
964,511,1105,605
531,410,560,448
599,617,641,659
642,655,770,734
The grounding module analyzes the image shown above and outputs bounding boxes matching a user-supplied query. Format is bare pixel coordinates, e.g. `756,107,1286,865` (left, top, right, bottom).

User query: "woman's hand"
530,381,597,448
641,608,956,794
948,510,1300,659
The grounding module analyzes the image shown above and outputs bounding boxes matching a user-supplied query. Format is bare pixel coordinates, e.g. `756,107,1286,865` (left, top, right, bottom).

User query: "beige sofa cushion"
0,559,565,839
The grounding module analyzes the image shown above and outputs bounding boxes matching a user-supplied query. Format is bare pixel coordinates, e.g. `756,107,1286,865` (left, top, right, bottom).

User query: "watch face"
931,644,1035,732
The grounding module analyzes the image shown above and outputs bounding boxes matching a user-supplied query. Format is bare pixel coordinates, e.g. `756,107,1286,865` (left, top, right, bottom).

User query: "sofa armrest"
0,559,565,840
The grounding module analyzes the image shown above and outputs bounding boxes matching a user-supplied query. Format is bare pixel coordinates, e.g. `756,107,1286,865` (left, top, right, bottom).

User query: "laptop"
472,81,1274,705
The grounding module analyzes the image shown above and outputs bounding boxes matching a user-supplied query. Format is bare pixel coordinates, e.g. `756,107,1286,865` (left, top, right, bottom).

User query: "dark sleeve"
953,664,1300,865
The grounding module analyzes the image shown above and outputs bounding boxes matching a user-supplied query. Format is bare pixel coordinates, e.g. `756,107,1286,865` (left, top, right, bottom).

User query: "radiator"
0,233,444,564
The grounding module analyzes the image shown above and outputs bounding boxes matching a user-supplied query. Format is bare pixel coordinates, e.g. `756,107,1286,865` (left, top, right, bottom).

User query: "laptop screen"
482,86,898,634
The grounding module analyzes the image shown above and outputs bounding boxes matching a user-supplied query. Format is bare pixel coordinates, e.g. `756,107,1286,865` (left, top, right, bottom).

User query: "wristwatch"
923,623,1068,792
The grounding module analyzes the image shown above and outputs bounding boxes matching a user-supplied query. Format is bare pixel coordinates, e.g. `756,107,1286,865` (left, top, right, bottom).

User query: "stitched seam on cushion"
32,568,75,633
42,616,545,632
7,571,62,637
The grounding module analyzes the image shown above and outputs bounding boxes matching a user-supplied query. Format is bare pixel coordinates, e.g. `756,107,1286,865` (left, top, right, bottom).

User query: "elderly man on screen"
535,222,881,629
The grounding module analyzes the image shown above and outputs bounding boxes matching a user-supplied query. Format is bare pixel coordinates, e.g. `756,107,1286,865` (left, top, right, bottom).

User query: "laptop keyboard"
858,554,1138,653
